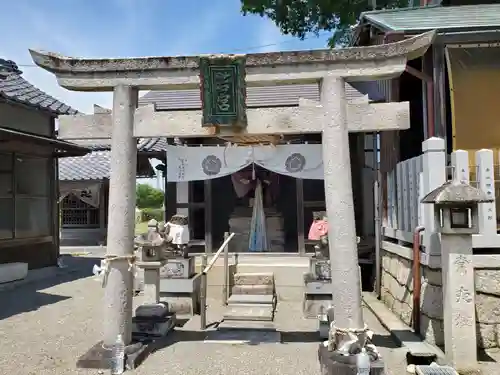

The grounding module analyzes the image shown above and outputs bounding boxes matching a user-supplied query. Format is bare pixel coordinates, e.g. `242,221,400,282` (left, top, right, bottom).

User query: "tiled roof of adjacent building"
59,151,111,181
59,148,157,181
0,58,77,116
360,4,500,33
72,137,168,153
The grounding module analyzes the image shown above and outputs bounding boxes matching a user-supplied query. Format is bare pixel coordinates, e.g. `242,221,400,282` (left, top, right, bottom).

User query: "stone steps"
233,272,274,286
219,272,277,330
227,294,275,306
217,319,276,331
223,304,274,321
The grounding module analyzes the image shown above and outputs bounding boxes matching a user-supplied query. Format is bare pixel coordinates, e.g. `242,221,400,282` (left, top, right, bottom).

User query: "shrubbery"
141,207,164,222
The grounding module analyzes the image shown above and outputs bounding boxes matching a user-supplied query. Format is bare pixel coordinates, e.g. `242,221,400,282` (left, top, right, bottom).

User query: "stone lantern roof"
421,180,493,205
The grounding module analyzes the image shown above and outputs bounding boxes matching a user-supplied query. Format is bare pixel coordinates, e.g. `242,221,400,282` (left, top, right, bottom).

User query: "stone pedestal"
441,235,477,370
309,257,331,280
136,261,164,304
318,344,384,375
158,256,201,316
132,303,176,341
303,274,333,319
160,257,195,279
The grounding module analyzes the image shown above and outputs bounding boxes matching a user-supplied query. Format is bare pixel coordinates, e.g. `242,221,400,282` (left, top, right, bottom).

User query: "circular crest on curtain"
285,153,306,173
202,155,222,176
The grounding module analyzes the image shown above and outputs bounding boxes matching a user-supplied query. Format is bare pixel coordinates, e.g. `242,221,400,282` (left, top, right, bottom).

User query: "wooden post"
165,138,177,222
222,232,229,305
200,254,207,330
99,183,106,242
296,178,305,254
204,180,213,253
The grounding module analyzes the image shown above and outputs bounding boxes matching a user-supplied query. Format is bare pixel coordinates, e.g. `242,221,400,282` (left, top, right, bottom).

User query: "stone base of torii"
30,30,435,371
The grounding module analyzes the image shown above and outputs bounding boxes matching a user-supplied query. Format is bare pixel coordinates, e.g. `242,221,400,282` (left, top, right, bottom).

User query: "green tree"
136,183,164,209
240,0,407,47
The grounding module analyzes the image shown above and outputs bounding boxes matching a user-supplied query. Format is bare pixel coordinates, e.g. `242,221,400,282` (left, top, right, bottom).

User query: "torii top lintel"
29,31,435,92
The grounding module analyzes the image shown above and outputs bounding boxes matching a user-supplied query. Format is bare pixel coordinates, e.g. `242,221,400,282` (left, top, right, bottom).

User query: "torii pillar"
29,30,435,365
320,76,365,333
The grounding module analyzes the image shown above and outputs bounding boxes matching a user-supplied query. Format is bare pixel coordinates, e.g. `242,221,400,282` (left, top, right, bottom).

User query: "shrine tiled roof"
138,82,385,111
0,58,77,116
77,137,168,153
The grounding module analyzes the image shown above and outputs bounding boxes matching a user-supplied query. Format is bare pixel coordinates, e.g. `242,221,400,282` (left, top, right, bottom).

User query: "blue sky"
5,0,331,113
4,0,332,189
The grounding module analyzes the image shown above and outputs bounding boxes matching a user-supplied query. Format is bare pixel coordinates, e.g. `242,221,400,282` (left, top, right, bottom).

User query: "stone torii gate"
30,31,434,355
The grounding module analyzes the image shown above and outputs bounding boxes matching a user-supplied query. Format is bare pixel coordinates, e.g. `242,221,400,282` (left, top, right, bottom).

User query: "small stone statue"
160,214,190,259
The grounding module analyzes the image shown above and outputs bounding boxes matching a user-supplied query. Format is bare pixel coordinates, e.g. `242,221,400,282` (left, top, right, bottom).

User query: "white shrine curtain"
166,144,324,182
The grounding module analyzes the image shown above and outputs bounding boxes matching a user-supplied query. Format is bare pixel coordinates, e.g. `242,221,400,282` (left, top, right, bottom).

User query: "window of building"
61,193,100,227
0,152,52,239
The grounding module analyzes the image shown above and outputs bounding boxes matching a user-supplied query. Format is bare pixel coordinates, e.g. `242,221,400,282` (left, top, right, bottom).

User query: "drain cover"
415,365,458,375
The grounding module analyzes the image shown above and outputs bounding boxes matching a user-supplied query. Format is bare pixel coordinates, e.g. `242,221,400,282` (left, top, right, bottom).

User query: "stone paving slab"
362,292,444,361
0,266,425,375
204,329,281,345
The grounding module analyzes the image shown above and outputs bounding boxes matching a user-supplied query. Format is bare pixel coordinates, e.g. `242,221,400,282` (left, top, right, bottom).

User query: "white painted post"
104,85,138,346
451,150,470,183
402,159,411,232
408,157,418,231
422,137,446,255
387,170,397,229
418,171,424,226
396,161,404,231
476,149,496,236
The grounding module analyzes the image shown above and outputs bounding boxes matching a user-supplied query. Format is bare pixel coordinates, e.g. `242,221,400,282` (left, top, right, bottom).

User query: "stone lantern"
421,179,493,372
132,219,176,341
134,219,167,302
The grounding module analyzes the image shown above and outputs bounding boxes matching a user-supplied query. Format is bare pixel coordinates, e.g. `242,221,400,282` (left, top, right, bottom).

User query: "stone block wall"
380,249,444,346
475,269,500,348
380,249,500,348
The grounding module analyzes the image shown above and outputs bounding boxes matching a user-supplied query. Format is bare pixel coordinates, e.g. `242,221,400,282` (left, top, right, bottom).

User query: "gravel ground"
0,258,409,375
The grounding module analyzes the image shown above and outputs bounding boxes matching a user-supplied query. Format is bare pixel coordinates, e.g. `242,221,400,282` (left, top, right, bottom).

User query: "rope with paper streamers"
327,322,371,353
95,254,138,288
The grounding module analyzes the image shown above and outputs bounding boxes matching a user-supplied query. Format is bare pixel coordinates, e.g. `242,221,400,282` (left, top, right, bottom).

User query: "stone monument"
422,179,493,373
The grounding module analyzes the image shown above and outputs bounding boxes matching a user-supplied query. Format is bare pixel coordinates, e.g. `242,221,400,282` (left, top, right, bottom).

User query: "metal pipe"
405,65,435,138
412,226,425,334
373,132,382,297
202,232,235,274
222,232,229,306
200,254,207,330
